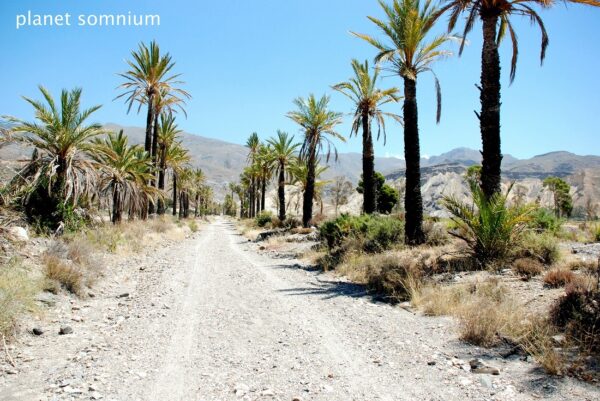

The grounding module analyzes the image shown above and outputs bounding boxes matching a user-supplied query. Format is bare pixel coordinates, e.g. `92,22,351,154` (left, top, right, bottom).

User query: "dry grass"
543,268,577,288
43,254,83,295
0,259,40,337
512,258,545,280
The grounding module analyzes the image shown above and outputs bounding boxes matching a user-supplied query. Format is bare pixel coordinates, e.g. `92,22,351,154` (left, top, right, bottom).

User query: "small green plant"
319,214,404,254
188,219,199,232
442,183,532,268
255,211,274,227
530,207,563,234
517,232,560,265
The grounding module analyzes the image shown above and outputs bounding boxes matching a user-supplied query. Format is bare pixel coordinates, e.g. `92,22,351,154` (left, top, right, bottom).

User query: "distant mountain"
1,124,599,212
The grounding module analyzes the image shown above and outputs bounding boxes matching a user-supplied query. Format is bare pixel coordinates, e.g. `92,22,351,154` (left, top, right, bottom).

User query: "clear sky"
1,0,598,160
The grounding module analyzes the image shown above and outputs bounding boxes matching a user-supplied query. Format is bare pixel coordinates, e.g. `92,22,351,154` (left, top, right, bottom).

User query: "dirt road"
1,218,596,401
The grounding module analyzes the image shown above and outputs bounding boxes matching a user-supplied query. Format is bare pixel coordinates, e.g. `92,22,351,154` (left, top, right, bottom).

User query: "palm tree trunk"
112,187,122,224
157,146,166,214
278,165,286,221
303,148,316,228
151,113,159,181
145,96,154,153
172,172,177,216
480,15,503,199
256,180,261,214
261,176,266,212
362,110,376,214
249,179,255,218
403,77,425,245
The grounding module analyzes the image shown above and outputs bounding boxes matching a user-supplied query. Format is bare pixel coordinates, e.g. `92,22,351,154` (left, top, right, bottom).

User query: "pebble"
59,326,73,335
32,327,44,336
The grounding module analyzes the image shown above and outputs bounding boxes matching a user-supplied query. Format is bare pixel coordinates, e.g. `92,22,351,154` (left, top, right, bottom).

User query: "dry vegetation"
1,215,200,339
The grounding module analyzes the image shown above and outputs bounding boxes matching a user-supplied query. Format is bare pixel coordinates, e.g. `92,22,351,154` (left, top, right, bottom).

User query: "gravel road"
1,218,598,401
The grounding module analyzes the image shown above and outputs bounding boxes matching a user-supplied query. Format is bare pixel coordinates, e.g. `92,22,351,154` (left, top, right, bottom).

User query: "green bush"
530,208,563,234
442,183,533,268
255,211,273,227
319,214,404,254
517,232,560,265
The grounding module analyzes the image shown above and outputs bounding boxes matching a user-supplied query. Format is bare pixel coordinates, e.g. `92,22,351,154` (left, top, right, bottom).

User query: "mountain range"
1,123,599,214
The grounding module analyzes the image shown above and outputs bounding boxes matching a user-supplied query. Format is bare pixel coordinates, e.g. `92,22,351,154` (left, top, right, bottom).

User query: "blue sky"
1,0,598,160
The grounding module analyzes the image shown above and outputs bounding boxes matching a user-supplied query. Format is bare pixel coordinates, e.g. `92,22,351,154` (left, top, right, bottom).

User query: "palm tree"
193,169,207,217
332,59,402,214
434,0,599,199
353,0,455,245
289,163,330,216
4,86,105,227
116,41,189,156
166,141,190,216
149,88,189,182
287,94,344,227
256,143,275,213
245,132,260,218
267,131,300,221
156,113,182,214
92,130,156,224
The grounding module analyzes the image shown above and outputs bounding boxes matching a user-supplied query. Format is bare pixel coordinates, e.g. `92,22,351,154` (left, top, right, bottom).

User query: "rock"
59,326,73,335
552,334,566,346
36,292,57,307
8,226,28,242
32,327,44,336
470,359,500,375
117,292,130,298
479,375,494,389
427,361,437,366
261,389,275,396
292,397,303,401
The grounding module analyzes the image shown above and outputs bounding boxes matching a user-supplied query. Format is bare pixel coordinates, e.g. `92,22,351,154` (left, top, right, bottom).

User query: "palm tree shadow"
274,265,390,303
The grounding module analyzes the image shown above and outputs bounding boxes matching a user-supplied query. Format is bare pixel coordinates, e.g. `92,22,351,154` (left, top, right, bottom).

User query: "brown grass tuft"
543,268,576,288
0,259,40,337
512,258,544,280
43,254,83,295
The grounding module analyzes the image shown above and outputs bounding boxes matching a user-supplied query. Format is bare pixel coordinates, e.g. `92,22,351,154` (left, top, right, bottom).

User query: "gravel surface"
1,218,598,401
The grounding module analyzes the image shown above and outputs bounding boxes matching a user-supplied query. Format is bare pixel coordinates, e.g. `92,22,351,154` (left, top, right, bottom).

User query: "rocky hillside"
1,124,599,214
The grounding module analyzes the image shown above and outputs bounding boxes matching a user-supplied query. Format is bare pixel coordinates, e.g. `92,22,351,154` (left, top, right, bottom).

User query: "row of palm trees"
2,41,214,227
238,0,598,244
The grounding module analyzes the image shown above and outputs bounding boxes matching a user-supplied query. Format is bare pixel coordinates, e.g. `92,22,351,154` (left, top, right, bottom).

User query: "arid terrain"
1,218,598,401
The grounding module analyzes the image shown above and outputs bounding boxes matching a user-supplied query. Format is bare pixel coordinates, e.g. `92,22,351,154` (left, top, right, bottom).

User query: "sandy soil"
1,218,598,401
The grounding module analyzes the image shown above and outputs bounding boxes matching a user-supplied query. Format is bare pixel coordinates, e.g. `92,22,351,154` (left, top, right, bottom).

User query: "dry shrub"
0,259,40,337
150,217,172,233
423,220,450,246
562,258,598,273
512,258,544,280
543,268,576,288
188,219,199,233
291,227,313,235
520,319,564,375
43,254,83,295
66,237,95,267
550,284,600,357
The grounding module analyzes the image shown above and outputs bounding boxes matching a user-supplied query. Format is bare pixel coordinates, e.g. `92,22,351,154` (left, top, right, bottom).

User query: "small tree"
357,172,399,214
543,177,573,218
329,177,354,216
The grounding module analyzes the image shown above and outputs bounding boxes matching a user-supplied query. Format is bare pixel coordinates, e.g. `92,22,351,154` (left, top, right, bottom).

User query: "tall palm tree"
156,113,182,214
287,95,344,227
165,141,190,216
149,88,189,181
92,130,156,224
256,143,275,213
193,169,207,217
116,41,189,156
434,0,599,199
267,131,300,221
353,0,455,245
4,86,105,226
245,132,260,218
289,163,330,216
332,59,402,214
